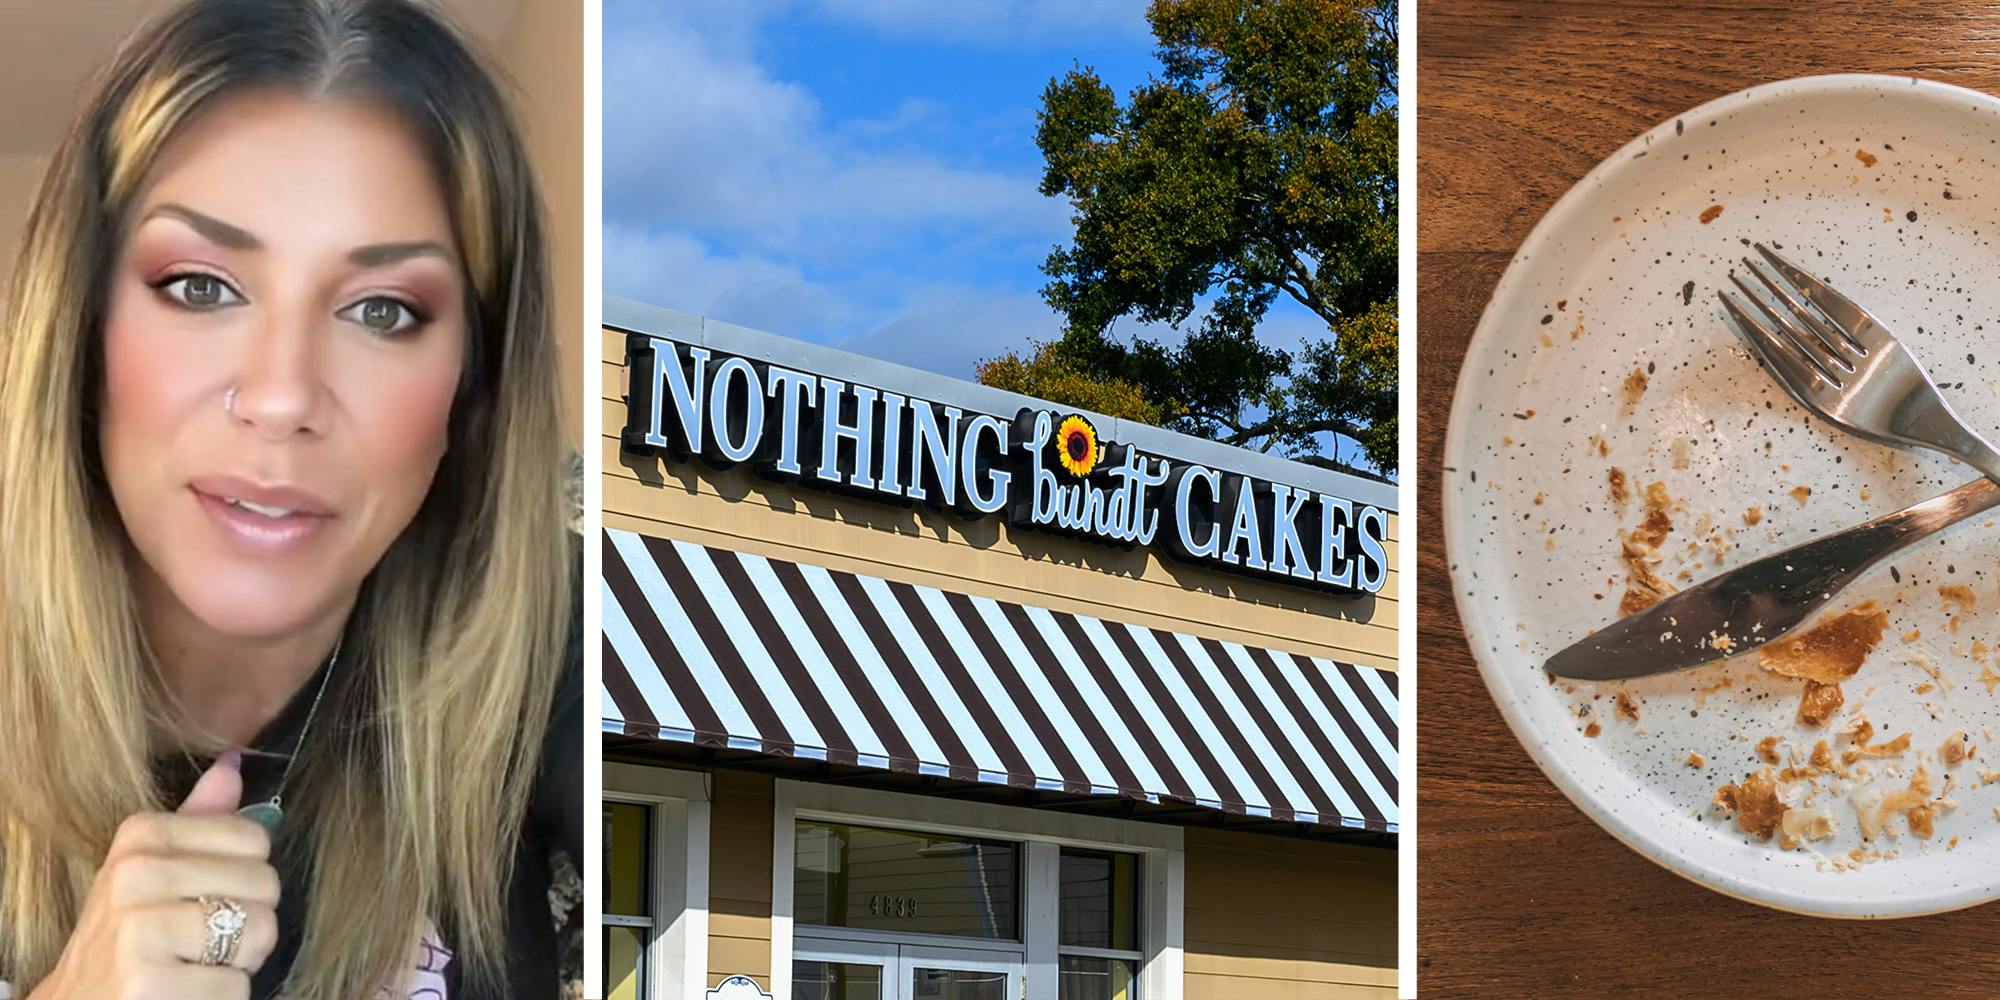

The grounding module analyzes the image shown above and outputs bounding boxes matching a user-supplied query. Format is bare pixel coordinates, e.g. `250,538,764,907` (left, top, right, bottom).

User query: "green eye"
159,273,243,310
339,296,422,335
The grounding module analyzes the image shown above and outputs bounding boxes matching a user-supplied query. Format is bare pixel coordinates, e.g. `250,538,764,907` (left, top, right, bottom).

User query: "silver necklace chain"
258,637,341,810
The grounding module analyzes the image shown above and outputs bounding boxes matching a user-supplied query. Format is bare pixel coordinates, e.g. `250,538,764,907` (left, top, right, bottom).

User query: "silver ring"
197,895,247,967
223,384,238,416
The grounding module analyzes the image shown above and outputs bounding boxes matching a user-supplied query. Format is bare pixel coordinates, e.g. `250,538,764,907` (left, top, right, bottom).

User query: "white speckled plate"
1444,75,2000,918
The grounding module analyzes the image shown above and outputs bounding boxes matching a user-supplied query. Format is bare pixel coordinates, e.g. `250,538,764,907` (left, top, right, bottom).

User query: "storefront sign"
622,334,1389,597
705,976,774,1000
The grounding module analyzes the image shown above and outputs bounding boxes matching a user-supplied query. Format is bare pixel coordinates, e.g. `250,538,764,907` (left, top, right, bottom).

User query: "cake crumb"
1855,767,1935,840
1615,689,1641,722
1758,601,1887,683
1686,751,1706,768
1700,204,1724,224
1941,730,1973,766
1780,806,1837,849
1633,482,1674,548
1716,768,1786,840
1790,485,1812,506
1901,649,1951,691
1799,680,1844,727
1621,367,1649,409
1843,731,1913,765
1616,486,1679,615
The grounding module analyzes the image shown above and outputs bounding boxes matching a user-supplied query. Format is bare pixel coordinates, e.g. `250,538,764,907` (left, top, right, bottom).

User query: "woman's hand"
28,753,281,1000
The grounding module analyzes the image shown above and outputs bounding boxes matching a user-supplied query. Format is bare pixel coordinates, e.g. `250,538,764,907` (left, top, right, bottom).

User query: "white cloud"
837,284,1064,380
601,6,820,241
602,2,1068,265
603,225,861,339
605,225,1065,383
837,96,949,141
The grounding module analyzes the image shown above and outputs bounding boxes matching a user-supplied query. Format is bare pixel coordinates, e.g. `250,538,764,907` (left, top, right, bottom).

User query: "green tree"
975,341,1172,426
989,0,1397,478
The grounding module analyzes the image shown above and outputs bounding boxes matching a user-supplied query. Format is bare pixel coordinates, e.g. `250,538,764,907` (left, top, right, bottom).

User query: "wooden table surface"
1417,3,2000,995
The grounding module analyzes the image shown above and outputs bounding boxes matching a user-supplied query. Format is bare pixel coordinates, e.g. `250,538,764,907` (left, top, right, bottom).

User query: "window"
1057,850,1141,1000
602,801,653,1000
794,820,1021,940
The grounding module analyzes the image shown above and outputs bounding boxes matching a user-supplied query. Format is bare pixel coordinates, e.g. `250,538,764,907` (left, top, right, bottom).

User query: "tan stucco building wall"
1184,828,1396,999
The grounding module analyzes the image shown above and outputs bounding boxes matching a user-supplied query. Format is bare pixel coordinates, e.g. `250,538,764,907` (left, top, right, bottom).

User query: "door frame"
793,935,1026,1000
791,937,897,998
771,780,1184,1000
898,942,1023,1000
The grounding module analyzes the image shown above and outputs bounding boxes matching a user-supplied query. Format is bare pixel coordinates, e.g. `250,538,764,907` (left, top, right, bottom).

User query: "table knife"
1542,477,2000,681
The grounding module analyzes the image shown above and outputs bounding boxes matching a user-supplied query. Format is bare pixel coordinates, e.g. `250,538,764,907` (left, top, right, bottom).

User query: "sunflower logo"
1055,414,1100,478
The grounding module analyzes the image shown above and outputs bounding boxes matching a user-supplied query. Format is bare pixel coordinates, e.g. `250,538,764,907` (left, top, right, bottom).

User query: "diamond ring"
196,895,248,967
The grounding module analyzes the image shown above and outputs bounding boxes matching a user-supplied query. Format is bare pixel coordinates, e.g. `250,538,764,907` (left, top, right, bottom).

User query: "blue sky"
601,0,1333,385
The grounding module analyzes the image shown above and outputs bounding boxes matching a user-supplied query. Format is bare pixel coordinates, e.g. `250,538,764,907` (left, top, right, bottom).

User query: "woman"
0,1,581,997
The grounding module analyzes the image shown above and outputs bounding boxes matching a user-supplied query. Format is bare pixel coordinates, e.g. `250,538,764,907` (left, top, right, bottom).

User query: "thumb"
177,749,244,816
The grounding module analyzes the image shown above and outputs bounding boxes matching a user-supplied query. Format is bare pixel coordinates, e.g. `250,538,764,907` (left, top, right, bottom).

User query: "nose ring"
224,384,238,416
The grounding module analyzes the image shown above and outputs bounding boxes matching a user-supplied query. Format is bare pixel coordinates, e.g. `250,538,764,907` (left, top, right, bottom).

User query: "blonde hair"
0,1,573,995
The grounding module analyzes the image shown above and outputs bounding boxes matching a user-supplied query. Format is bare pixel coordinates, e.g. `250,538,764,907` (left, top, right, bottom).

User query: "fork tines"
1719,243,1881,391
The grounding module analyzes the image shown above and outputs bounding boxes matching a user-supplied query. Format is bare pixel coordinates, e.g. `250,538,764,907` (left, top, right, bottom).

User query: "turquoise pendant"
238,800,283,837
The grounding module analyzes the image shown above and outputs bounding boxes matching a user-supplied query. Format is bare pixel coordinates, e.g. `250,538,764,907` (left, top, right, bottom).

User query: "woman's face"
100,89,466,641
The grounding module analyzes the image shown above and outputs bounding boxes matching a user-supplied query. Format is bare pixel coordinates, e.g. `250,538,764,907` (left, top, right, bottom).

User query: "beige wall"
707,770,777,990
601,328,1400,671
1184,828,1397,1000
498,0,584,444
0,153,47,278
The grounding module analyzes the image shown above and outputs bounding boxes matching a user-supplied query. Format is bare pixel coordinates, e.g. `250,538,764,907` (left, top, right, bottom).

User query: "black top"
156,601,583,999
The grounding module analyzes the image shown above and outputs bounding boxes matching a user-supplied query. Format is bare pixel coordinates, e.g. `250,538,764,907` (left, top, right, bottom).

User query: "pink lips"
188,475,335,554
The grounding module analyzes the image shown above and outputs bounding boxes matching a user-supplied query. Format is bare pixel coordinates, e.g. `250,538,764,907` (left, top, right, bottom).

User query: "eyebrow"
142,203,455,268
347,241,456,268
147,203,259,250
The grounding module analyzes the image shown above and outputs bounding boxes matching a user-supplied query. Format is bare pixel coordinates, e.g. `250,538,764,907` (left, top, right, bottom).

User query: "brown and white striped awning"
601,528,1399,833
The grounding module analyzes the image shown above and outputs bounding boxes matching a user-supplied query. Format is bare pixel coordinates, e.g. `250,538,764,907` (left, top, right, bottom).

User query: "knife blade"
1543,477,2000,681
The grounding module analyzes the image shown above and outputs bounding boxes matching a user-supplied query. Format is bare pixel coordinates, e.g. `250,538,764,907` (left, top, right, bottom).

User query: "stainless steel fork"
1719,243,2000,483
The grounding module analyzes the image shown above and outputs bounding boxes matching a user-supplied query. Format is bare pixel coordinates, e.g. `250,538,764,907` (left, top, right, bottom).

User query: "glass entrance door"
901,945,1019,1000
795,940,894,1000
795,939,1023,1000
